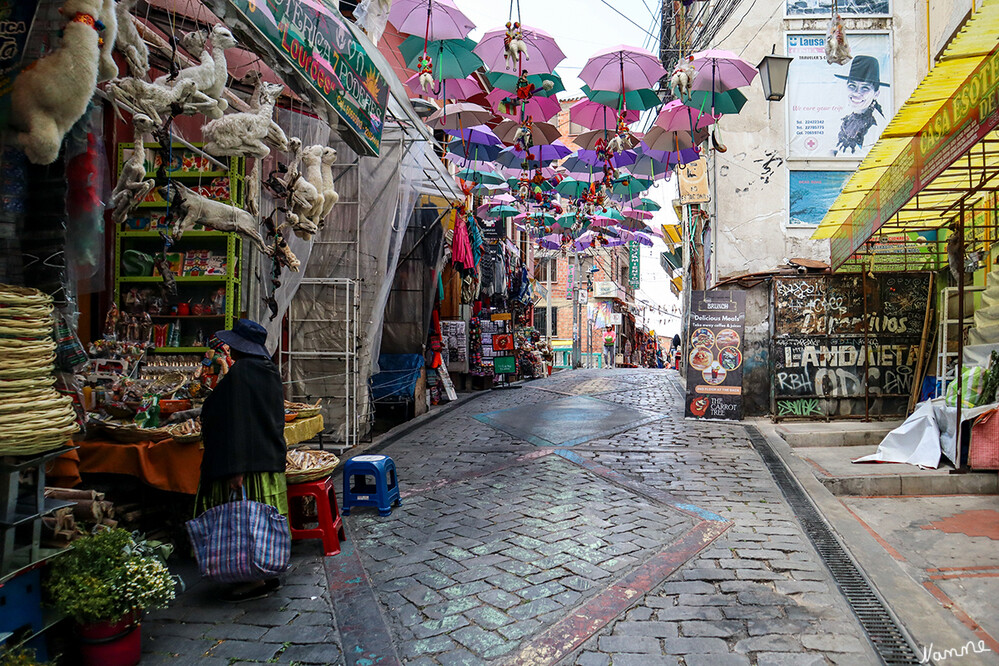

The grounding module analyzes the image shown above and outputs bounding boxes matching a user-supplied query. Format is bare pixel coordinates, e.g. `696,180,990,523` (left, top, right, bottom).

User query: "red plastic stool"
287,475,345,556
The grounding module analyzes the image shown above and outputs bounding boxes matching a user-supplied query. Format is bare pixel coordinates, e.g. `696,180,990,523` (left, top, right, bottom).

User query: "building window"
534,307,558,337
536,257,558,283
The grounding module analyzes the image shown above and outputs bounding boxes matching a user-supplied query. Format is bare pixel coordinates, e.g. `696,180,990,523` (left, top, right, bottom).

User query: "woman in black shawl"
196,318,287,601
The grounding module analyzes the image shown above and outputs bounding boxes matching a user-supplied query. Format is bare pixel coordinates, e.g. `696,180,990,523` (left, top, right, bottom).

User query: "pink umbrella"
689,49,758,92
653,100,718,132
389,0,475,41
569,99,640,131
621,208,654,220
473,24,566,73
494,120,562,145
486,89,560,122
405,73,482,99
580,45,669,93
538,234,563,250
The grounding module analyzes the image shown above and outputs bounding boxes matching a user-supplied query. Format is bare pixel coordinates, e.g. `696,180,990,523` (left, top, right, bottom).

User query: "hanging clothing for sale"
451,214,475,270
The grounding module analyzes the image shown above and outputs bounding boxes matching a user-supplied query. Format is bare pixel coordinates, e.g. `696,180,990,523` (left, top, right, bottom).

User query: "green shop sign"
226,0,388,155
628,241,641,289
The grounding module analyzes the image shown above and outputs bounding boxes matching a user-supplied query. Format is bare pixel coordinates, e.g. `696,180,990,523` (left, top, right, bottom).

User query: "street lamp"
757,47,794,102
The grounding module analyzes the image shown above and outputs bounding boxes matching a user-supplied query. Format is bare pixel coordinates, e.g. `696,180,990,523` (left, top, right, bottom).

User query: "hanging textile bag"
970,408,999,470
185,488,290,583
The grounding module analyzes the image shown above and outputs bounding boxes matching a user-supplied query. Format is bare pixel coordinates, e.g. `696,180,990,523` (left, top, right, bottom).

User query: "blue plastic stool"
341,454,401,516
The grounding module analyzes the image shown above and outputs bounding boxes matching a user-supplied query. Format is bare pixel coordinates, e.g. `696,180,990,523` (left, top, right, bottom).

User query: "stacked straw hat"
0,284,79,455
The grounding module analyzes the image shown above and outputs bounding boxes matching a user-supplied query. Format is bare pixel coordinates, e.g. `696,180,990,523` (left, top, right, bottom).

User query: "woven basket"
99,422,173,443
286,449,340,484
0,435,73,457
0,364,55,380
0,376,56,392
0,284,53,308
0,389,71,414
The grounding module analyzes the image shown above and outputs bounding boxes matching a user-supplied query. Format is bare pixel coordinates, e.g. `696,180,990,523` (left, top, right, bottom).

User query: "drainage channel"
745,425,921,666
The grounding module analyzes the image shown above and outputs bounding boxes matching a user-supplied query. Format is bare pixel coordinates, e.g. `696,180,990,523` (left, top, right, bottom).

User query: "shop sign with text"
685,290,746,421
628,242,641,288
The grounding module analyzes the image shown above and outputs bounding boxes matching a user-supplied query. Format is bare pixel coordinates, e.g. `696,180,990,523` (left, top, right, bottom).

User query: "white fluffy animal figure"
281,137,304,188
242,70,289,151
110,113,156,223
319,147,339,221
10,0,103,164
114,0,148,78
105,76,201,126
300,144,327,228
283,145,325,240
179,29,208,59
155,25,235,119
606,133,632,154
503,22,529,70
164,182,273,257
97,0,118,82
203,81,283,158
670,60,696,98
825,14,851,65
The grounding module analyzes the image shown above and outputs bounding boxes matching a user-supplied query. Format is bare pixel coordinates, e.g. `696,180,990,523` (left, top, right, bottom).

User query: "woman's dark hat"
214,319,270,358
834,55,890,87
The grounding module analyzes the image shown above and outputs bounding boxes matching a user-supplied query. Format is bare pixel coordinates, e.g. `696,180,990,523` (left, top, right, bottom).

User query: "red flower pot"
76,614,141,666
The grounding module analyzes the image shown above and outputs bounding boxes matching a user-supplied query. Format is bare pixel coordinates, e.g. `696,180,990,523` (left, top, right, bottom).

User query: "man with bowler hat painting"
833,55,890,155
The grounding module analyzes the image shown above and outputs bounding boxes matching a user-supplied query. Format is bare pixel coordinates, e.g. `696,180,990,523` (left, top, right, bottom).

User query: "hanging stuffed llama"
240,70,290,152
670,56,696,98
154,25,236,119
202,81,284,158
114,0,148,78
163,182,273,257
503,22,529,70
110,113,157,223
319,147,339,223
97,0,118,82
10,0,104,164
105,77,202,126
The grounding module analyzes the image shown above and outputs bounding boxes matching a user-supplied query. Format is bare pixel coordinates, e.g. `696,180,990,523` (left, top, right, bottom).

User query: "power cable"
598,0,661,42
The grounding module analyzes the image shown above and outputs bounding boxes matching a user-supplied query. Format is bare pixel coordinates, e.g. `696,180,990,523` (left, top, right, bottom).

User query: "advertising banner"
628,242,641,288
684,290,746,421
786,0,889,17
789,171,853,226
225,0,388,155
786,32,892,160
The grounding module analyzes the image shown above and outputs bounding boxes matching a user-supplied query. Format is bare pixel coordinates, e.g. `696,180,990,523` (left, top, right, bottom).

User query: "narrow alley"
143,369,884,665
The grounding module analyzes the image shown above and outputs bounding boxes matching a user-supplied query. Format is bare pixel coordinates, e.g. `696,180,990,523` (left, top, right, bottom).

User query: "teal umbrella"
456,168,504,185
677,87,748,115
555,213,589,232
487,71,565,97
399,36,483,80
487,205,520,218
506,177,556,191
634,197,661,212
555,178,590,198
582,85,661,112
611,177,653,198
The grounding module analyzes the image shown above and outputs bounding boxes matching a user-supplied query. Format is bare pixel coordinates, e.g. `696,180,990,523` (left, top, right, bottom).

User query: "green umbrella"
456,168,504,185
677,87,748,115
634,197,661,212
400,36,483,80
599,207,625,220
487,71,564,98
611,177,653,198
555,178,590,198
582,85,662,112
487,205,520,218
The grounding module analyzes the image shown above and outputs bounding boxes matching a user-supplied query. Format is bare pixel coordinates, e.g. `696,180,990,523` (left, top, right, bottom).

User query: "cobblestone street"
144,369,877,665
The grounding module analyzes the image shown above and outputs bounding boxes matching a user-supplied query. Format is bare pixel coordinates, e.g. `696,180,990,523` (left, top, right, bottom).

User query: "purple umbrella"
486,88,560,122
615,228,655,246
389,0,475,41
574,149,638,168
444,124,502,145
405,73,482,100
689,49,758,92
526,141,572,161
569,99,640,131
653,100,718,132
474,24,566,73
537,234,563,250
580,45,669,93
496,147,557,169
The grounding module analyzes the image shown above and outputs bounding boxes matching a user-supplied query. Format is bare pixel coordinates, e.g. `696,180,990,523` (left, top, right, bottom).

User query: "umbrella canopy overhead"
689,49,758,92
389,0,475,41
653,100,718,132
573,149,638,168
580,45,669,93
487,71,564,97
456,167,505,184
425,102,494,130
493,120,562,145
555,178,591,198
678,87,748,115
611,176,653,198
569,99,640,131
582,85,662,112
624,154,672,180
399,36,483,80
486,88,561,122
405,73,482,100
642,125,706,152
473,24,567,73
444,124,502,145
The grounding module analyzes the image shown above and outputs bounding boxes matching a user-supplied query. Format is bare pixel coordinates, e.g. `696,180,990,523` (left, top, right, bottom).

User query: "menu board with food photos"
685,290,746,421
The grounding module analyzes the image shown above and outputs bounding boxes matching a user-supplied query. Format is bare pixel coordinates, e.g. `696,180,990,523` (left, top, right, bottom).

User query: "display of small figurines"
195,346,231,391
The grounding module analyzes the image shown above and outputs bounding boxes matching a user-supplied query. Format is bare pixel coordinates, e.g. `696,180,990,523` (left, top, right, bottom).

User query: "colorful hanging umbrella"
653,100,718,132
642,125,706,152
495,147,555,169
444,124,502,145
405,73,482,99
621,207,655,220
473,24,567,73
493,120,562,145
425,102,493,130
678,88,748,115
399,36,483,80
625,154,671,180
486,205,521,219
456,167,505,185
555,178,590,197
446,153,500,170
537,233,563,250
580,45,669,93
611,176,653,198
486,88,561,123
574,149,638,168
487,71,564,97
689,49,758,92
615,228,655,246
634,198,661,212
569,99,640,131
472,182,508,195
581,85,662,112
389,0,475,41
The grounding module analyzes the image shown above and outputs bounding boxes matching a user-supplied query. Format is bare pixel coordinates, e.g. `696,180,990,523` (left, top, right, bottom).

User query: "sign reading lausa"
228,0,388,155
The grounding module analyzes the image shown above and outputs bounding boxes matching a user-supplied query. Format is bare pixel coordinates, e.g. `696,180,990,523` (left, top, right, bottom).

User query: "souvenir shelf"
113,143,245,354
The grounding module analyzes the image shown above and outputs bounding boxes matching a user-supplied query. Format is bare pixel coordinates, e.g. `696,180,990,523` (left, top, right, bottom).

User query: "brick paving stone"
611,655,679,666
276,643,344,664
598,635,661,653
206,639,281,661
756,653,826,666
683,654,751,666
575,651,611,666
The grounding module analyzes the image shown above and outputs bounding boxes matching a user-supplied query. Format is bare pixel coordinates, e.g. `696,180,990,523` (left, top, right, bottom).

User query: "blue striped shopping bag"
186,491,290,583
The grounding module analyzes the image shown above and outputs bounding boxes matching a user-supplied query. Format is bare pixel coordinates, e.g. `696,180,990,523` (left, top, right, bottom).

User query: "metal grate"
746,426,921,665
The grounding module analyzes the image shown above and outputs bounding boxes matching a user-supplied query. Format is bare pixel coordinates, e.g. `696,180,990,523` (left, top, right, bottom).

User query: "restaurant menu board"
685,291,746,421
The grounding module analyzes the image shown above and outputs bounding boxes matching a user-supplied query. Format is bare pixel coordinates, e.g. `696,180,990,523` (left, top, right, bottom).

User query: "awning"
669,275,683,297
813,1,999,270
661,224,682,244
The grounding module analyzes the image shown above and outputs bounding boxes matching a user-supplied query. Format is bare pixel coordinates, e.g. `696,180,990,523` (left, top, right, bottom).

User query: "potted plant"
45,528,179,666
